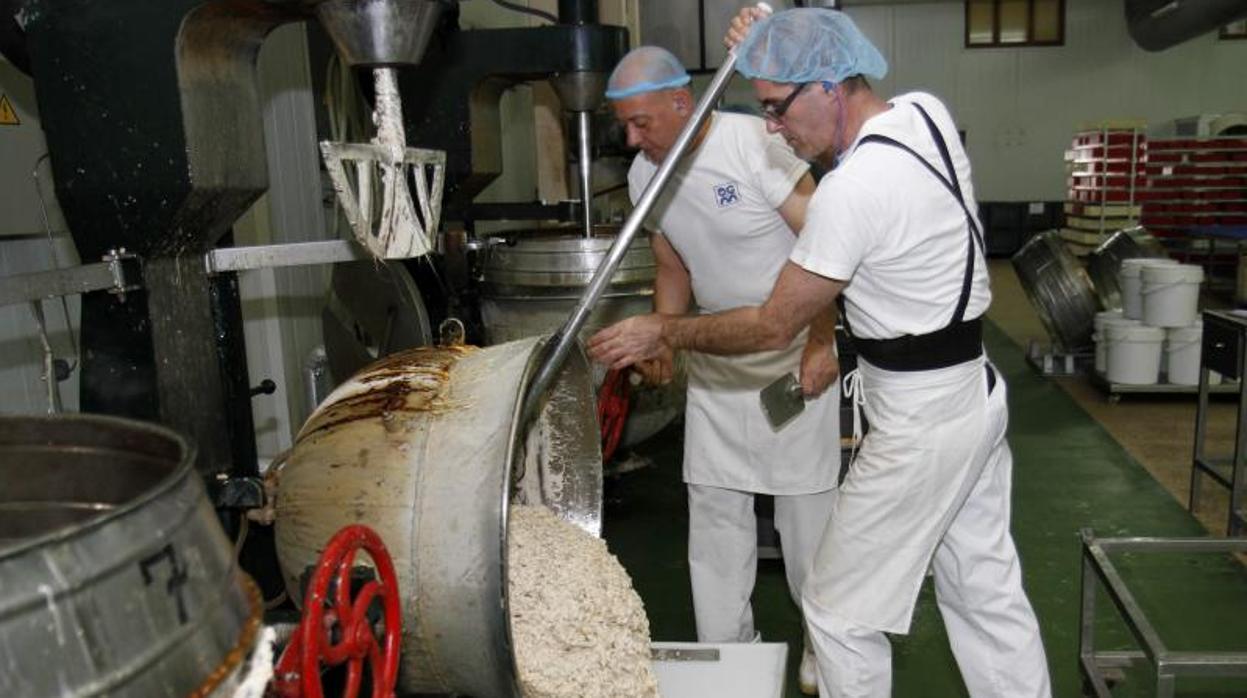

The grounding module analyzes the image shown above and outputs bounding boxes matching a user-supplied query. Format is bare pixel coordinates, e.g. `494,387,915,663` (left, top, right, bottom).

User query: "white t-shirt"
790,92,991,340
629,112,840,494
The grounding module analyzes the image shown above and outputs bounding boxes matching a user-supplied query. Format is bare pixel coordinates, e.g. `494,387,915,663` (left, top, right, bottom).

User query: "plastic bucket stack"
1100,257,1207,386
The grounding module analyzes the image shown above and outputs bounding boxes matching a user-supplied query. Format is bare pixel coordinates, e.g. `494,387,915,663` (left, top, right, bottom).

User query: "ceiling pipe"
1126,0,1247,51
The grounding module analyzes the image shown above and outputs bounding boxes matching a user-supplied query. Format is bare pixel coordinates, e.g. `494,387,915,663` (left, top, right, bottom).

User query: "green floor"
603,320,1247,697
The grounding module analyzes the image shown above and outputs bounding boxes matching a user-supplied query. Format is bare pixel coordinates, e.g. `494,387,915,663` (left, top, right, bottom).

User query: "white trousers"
802,374,1050,698
687,483,836,642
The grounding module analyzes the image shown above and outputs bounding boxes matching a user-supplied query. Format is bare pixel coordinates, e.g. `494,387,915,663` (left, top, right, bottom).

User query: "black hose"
489,0,558,24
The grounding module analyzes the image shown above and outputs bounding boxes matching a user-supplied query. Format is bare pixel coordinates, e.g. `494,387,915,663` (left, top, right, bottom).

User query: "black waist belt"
852,318,984,372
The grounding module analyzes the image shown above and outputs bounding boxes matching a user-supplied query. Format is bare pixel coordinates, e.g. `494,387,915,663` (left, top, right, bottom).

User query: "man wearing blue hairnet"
590,8,1050,698
605,45,842,693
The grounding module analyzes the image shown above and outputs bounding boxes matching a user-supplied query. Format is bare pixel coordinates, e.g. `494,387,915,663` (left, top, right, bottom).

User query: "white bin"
1093,312,1138,374
1165,322,1203,386
1120,258,1178,320
1163,320,1222,386
1141,263,1204,328
1105,323,1165,385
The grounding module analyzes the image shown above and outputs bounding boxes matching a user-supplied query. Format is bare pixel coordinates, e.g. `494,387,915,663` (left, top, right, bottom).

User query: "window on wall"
1222,19,1247,40
965,0,1065,48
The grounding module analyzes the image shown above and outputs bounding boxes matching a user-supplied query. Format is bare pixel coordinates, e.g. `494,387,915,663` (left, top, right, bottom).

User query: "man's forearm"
663,306,790,355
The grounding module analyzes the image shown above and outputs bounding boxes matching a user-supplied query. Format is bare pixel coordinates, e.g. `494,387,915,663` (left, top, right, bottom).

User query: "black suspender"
844,102,987,372
856,103,983,326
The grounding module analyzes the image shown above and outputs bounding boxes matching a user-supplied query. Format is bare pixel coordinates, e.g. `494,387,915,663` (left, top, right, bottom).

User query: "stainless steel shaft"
578,110,594,238
522,49,743,419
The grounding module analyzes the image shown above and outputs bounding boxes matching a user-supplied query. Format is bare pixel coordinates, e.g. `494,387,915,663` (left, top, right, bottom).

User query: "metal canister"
1086,226,1169,311
479,226,683,446
274,336,602,697
0,414,261,697
478,226,657,343
1012,231,1100,352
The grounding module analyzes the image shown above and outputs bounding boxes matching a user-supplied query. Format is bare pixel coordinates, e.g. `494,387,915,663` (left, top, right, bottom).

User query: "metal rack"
1191,309,1247,534
1063,124,1147,254
1142,137,1247,276
1141,138,1247,237
1091,370,1239,403
1078,530,1247,698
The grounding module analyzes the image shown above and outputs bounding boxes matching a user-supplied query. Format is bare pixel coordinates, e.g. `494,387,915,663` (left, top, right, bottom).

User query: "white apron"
804,355,1004,633
683,342,841,495
627,113,841,496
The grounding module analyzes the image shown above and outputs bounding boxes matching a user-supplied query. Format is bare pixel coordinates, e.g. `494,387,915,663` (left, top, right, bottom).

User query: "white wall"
709,0,1247,201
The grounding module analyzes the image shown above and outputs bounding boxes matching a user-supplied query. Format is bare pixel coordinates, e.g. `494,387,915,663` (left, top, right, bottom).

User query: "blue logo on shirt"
713,182,741,208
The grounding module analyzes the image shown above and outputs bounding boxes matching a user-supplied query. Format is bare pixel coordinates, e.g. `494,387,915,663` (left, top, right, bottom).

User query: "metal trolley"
1078,530,1247,697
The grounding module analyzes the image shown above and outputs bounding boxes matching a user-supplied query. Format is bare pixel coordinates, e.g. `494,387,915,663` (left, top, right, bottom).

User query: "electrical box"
0,55,67,238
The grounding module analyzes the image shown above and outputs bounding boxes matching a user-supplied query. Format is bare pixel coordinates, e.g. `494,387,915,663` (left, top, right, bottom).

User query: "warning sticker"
0,94,19,126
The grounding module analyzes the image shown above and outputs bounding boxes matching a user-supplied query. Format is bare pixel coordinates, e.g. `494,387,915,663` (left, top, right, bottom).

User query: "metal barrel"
1086,226,1169,311
273,337,602,697
0,414,261,698
478,226,657,343
479,226,656,298
1012,230,1100,352
478,227,683,447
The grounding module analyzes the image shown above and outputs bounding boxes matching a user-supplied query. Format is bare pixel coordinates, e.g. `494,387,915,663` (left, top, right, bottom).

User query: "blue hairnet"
605,46,692,100
736,9,888,85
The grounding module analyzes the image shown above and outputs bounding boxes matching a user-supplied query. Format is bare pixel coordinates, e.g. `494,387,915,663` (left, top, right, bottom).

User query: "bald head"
606,46,690,100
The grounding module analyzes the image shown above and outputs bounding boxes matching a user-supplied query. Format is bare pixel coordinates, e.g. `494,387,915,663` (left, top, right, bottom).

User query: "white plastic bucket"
1093,312,1136,374
1163,320,1222,386
1106,323,1165,385
1120,258,1178,320
1141,263,1204,328
1165,322,1202,385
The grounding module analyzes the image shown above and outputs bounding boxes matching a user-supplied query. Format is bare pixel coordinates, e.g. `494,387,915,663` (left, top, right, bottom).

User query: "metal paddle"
521,3,775,421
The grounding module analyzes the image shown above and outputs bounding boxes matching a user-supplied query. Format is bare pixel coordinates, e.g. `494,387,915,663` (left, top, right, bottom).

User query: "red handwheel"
274,525,402,698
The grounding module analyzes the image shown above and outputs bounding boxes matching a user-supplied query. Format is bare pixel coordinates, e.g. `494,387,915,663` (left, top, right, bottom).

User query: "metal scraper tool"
760,373,805,431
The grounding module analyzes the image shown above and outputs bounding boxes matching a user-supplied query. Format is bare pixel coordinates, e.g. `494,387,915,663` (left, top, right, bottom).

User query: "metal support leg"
1191,365,1210,513
1234,368,1247,534
1079,534,1112,698
1079,548,1097,694
1156,672,1176,698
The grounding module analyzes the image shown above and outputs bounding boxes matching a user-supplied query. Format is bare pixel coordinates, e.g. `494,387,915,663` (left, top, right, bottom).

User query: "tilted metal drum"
274,337,601,697
1086,227,1169,311
480,226,684,446
0,414,261,697
1012,230,1100,352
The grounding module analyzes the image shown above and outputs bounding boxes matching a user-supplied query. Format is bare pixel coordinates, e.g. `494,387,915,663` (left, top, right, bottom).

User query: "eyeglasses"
760,82,811,122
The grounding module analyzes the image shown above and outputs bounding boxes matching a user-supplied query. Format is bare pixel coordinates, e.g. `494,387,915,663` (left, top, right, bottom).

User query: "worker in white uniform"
589,10,1051,698
603,46,841,694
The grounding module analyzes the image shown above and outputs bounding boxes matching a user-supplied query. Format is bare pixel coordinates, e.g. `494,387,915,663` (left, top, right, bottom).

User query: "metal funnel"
315,0,450,66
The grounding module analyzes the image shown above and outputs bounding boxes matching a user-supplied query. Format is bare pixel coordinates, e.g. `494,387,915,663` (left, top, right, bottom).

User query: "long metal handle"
577,110,594,238
521,45,746,419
